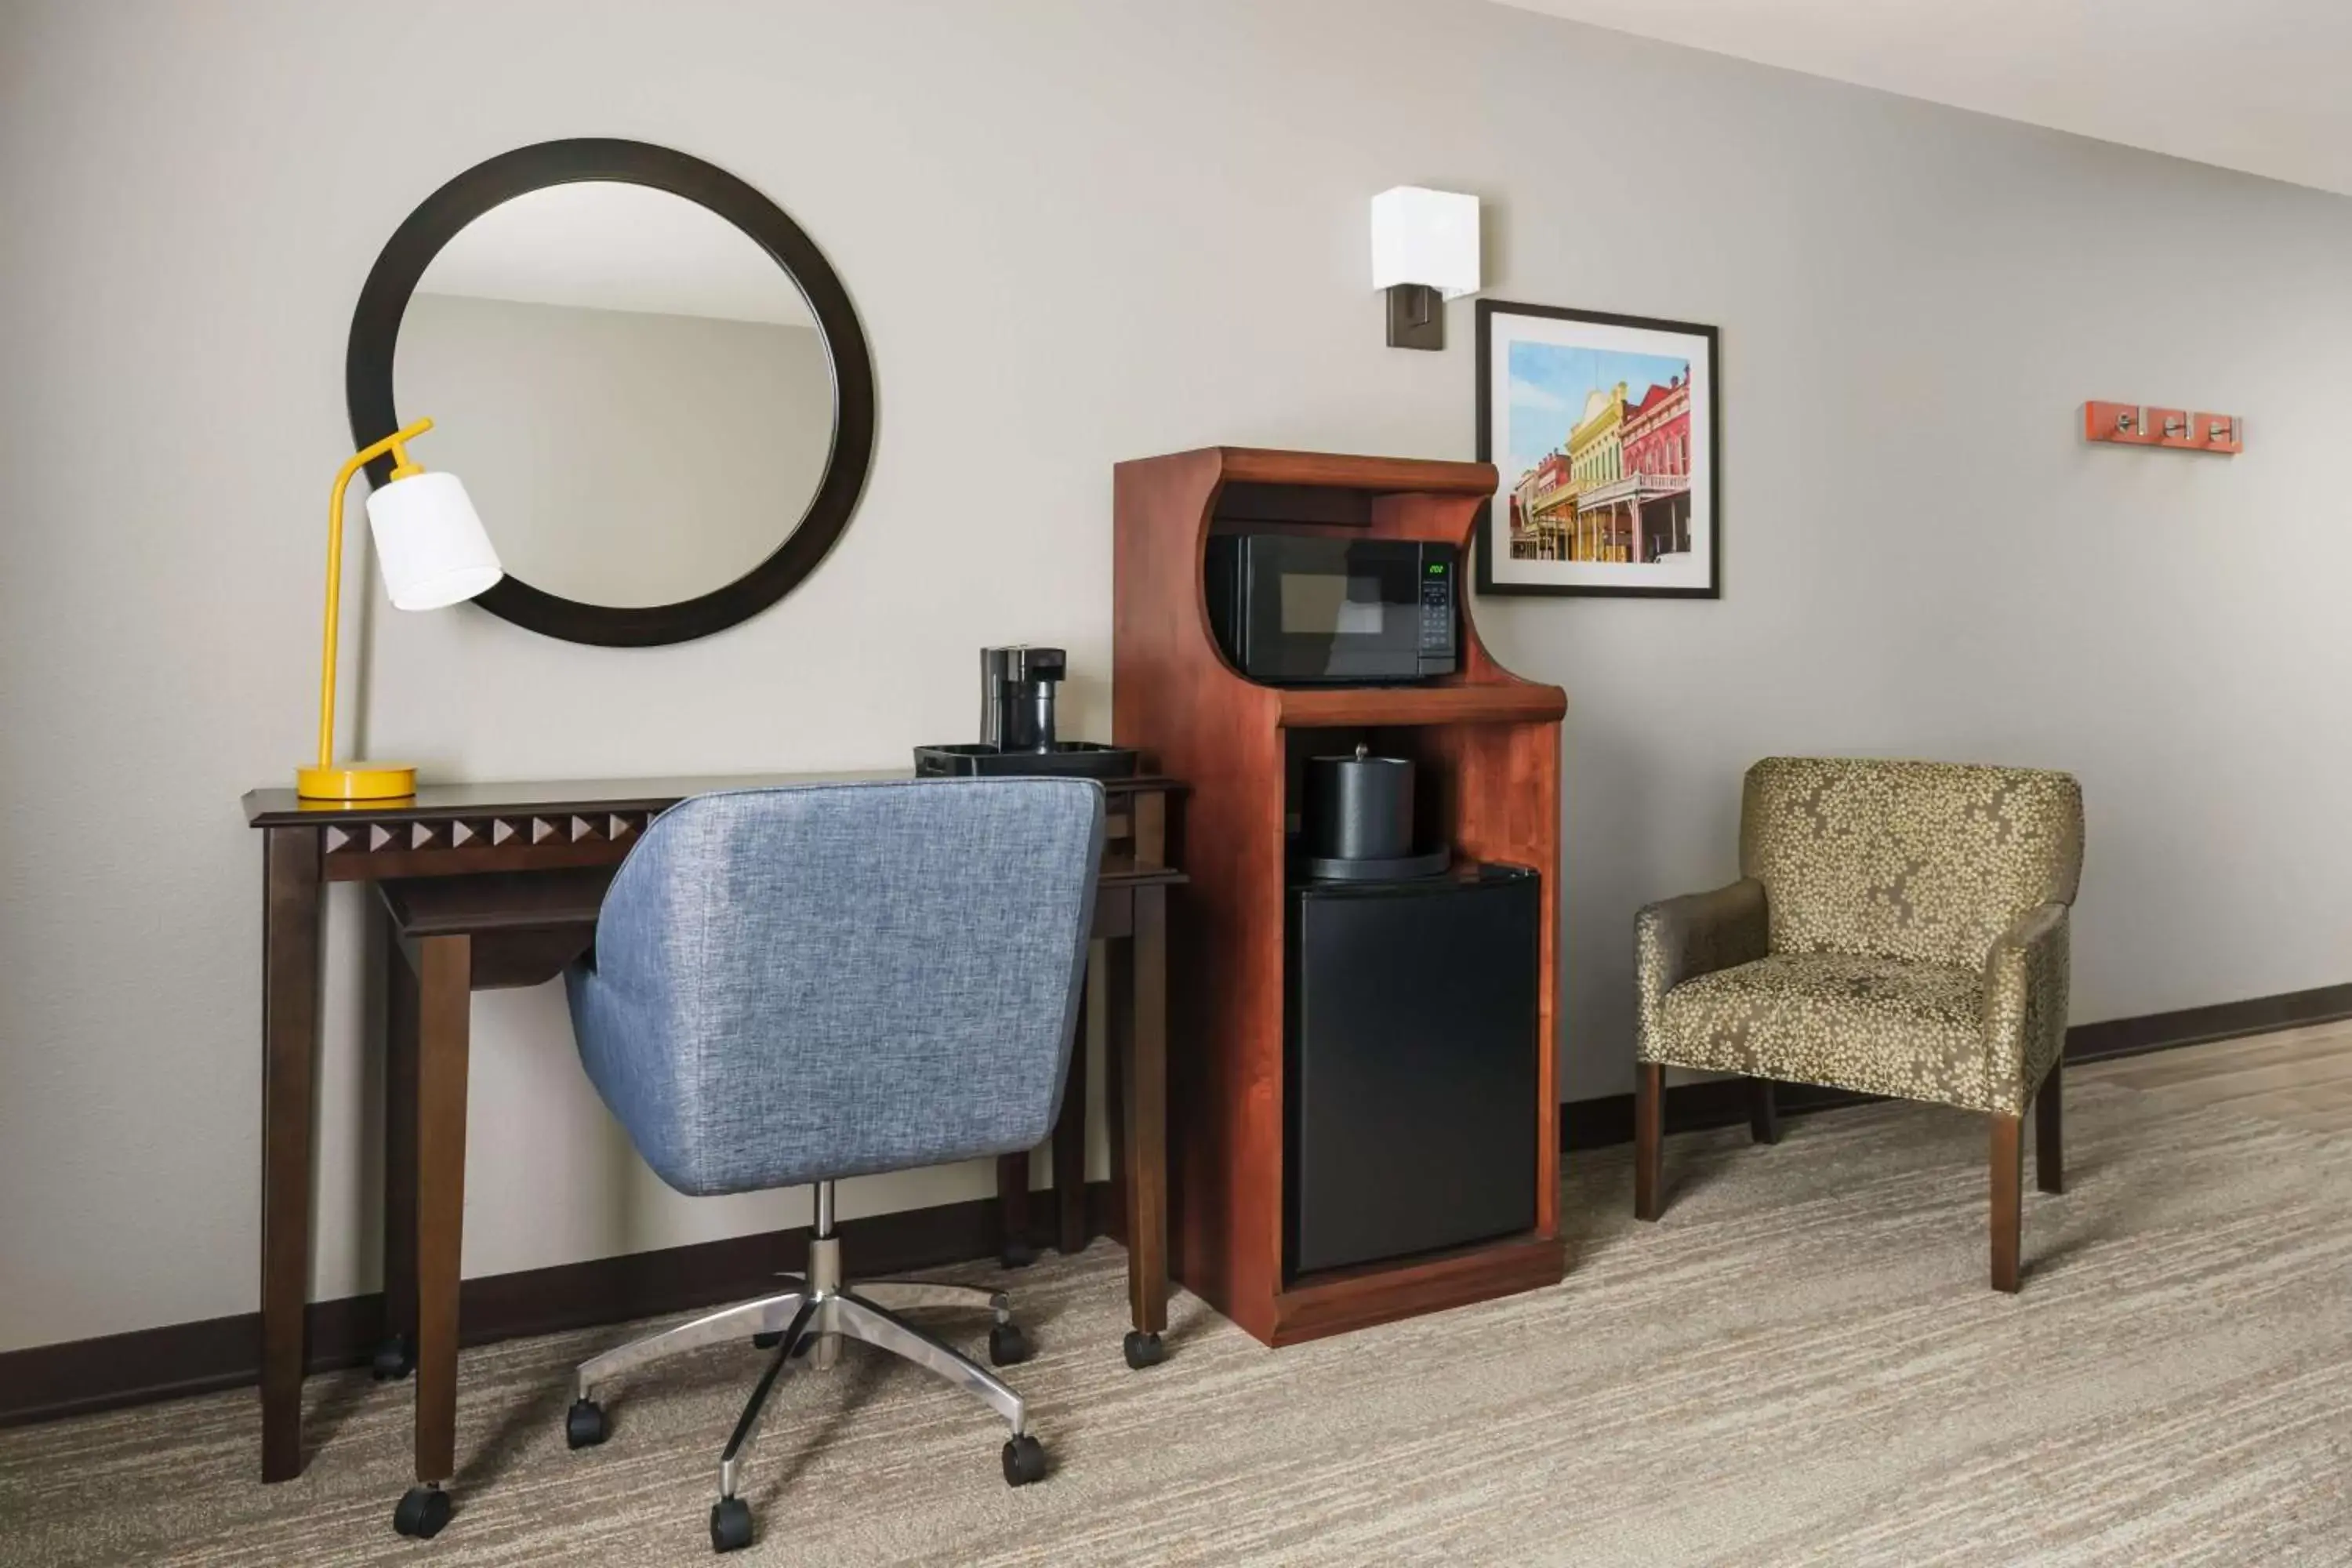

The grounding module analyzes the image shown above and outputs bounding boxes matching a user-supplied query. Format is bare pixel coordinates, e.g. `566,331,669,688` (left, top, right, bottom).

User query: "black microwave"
1206,534,1457,684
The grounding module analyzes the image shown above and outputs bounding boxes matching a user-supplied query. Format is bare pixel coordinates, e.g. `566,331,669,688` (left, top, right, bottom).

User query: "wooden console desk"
241,771,1182,1486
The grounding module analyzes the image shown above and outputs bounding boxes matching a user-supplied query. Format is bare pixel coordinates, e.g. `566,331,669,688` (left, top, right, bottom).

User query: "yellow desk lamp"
297,418,503,800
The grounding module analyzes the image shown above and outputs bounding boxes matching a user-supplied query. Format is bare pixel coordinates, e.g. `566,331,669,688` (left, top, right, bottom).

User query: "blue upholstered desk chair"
557,778,1104,1553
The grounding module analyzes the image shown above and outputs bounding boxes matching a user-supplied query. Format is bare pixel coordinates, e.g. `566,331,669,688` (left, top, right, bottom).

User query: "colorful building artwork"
1508,363,1692,564
1621,374,1690,483
1564,383,1628,561
1604,372,1693,562
1568,384,1625,492
1486,303,1716,597
1512,450,1577,560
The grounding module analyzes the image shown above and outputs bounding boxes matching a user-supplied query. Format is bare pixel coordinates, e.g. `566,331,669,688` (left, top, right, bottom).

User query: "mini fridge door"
1286,866,1541,1279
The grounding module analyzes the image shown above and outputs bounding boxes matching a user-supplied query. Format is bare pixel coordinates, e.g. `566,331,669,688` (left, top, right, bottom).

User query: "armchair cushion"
1636,757,2080,1119
1647,951,1996,1112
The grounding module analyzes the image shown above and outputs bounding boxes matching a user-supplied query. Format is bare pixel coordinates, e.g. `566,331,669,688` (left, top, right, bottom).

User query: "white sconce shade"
1370,186,1481,299
365,470,504,611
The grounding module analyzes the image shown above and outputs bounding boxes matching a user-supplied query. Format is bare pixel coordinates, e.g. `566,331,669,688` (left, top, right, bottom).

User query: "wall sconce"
1370,186,1480,350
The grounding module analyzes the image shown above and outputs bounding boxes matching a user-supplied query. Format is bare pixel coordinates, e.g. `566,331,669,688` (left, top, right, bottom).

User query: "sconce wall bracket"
1385,283,1444,350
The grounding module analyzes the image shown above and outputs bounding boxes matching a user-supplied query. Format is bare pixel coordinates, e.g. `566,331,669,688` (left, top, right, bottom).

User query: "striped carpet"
5,1072,2349,1566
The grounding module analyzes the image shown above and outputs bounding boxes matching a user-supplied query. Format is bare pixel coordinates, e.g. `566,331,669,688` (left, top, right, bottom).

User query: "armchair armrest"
1982,902,2071,1113
1635,878,1768,1058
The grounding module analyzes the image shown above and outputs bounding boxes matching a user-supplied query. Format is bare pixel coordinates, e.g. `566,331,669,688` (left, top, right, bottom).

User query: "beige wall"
4,0,2350,1352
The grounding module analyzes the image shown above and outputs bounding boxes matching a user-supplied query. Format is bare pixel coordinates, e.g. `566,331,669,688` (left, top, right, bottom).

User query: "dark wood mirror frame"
347,138,877,647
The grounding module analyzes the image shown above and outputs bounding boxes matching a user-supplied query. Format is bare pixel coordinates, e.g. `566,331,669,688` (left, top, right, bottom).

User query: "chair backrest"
570,778,1105,1196
1739,756,2083,969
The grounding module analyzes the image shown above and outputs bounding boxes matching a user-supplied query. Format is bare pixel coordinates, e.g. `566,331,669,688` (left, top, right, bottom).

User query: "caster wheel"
710,1496,753,1553
1001,1433,1047,1487
751,1330,783,1350
1000,1239,1036,1269
391,1484,452,1539
564,1399,608,1450
1123,1330,1166,1370
370,1334,413,1381
988,1322,1031,1367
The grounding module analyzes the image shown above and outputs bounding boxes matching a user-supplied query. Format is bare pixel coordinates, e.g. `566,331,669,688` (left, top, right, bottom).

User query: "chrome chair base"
564,1182,1047,1554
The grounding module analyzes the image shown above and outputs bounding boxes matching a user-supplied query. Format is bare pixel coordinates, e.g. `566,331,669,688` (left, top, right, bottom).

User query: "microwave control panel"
1417,560,1454,655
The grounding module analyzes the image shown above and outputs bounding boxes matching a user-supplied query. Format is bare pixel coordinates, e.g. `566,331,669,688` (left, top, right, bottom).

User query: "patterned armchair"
1633,757,2084,1291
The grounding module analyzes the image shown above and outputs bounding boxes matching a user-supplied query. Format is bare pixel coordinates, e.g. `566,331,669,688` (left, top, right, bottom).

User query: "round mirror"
348,141,875,646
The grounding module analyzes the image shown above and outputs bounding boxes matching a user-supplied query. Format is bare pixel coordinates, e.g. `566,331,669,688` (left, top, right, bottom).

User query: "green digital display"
1428,561,1446,575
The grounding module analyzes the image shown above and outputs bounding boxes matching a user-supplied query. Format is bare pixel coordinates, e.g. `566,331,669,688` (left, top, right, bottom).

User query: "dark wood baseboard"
1563,1073,1871,1149
0,1184,1110,1431
8,978,2345,1430
2063,980,2352,1064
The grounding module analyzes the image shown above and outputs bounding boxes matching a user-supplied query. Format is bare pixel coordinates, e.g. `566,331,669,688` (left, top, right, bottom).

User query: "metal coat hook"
2082,400,2241,455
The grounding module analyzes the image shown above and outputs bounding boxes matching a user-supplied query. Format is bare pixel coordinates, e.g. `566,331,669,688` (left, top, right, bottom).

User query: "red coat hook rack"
2083,401,2242,455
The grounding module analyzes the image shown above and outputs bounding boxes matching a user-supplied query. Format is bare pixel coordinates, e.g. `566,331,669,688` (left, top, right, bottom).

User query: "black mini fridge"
1285,865,1541,1278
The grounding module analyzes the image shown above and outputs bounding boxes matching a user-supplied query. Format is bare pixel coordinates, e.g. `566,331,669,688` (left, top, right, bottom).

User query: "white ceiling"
417,183,815,326
1493,0,2352,199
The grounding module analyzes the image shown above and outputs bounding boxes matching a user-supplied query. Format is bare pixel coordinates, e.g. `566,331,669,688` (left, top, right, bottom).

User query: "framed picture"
1475,300,1720,597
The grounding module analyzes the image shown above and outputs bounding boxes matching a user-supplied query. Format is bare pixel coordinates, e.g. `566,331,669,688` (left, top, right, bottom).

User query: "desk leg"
377,924,420,1382
1111,885,1168,1370
995,1153,1033,1269
397,933,470,1539
259,826,321,1483
1052,959,1094,1255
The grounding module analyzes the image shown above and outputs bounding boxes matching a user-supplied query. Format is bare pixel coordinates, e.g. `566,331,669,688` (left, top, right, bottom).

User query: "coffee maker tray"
914,742,1139,780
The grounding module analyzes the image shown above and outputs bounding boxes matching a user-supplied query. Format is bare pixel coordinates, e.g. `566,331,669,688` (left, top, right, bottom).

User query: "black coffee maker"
979,645,1066,753
912,647,1136,779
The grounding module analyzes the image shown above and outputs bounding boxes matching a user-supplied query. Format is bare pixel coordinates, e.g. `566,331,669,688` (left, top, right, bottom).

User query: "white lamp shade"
365,470,504,611
1370,186,1481,300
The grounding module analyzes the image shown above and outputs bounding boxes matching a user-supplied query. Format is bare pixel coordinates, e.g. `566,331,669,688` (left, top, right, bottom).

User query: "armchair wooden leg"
1747,1077,1781,1145
2034,1062,2063,1196
1990,1112,2024,1294
1634,1063,1665,1221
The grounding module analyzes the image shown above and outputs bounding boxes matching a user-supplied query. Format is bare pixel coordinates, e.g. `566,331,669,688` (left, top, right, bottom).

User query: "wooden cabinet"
1112,447,1566,1346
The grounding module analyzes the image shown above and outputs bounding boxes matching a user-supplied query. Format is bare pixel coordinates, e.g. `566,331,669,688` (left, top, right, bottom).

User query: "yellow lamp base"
296,762,418,802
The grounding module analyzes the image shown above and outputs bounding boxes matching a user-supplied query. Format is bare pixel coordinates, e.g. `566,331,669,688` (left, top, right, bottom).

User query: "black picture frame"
347,138,877,647
1473,299,1721,599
